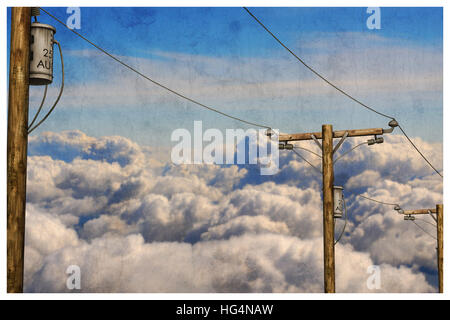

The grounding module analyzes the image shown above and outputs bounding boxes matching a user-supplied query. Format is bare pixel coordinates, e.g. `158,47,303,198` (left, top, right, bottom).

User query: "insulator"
388,119,399,128
266,128,274,137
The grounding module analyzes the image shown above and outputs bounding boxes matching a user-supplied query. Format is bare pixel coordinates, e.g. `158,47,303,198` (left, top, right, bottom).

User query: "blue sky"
7,7,443,145
7,7,444,293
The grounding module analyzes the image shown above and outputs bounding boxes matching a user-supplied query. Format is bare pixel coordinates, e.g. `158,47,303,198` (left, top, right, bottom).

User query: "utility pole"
437,204,443,293
400,204,443,293
322,125,335,293
279,121,397,293
7,7,31,293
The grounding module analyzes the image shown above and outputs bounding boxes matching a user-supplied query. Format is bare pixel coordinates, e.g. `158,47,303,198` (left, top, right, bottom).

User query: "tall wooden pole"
437,204,443,293
322,124,335,293
280,125,395,293
7,7,31,293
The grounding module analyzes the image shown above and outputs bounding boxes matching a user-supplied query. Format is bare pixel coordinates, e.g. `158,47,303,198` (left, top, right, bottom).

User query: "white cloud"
26,233,433,293
24,130,442,292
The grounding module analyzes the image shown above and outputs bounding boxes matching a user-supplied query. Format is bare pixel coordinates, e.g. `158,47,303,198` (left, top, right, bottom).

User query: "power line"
243,7,395,121
291,149,322,174
414,217,437,228
28,84,48,129
242,7,443,179
334,142,367,164
356,194,399,207
293,146,322,158
398,125,443,178
39,7,271,130
412,220,437,241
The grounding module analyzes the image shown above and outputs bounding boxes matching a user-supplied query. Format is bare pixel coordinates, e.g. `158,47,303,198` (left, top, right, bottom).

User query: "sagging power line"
243,7,443,179
39,7,271,131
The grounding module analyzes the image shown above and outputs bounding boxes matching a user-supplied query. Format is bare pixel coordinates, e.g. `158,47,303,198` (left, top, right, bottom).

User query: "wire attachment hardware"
278,143,293,150
383,119,399,134
31,7,40,19
394,205,404,215
266,128,274,137
368,136,384,145
333,131,348,154
428,210,438,223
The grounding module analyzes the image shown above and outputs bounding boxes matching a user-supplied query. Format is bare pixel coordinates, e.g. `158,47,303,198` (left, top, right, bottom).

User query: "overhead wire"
293,146,322,158
242,7,443,179
243,7,395,121
411,220,437,241
334,142,367,164
39,7,271,130
28,84,48,129
355,194,399,207
398,124,443,178
414,217,437,228
291,149,322,174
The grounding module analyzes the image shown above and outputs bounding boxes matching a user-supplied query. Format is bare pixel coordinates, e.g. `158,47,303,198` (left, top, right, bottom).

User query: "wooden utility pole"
322,125,335,293
279,123,395,293
401,204,443,293
7,7,31,293
437,204,443,293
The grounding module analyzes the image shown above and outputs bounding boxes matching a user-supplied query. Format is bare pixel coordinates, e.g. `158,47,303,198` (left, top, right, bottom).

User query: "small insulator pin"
266,128,274,137
31,7,40,17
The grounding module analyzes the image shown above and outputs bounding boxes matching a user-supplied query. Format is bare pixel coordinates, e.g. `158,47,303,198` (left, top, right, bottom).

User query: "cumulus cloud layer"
24,130,442,292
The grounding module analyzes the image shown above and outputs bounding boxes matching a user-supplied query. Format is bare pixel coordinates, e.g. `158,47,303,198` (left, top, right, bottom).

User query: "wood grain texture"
402,209,437,215
322,124,335,293
279,128,384,142
7,7,31,293
437,204,443,293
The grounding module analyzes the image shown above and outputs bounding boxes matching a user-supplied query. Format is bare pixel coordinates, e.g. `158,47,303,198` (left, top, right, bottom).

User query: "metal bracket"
428,210,438,223
333,131,348,154
311,134,322,150
382,119,399,134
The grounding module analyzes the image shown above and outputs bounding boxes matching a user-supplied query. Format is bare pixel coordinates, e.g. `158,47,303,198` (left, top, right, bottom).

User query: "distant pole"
437,204,443,293
280,123,396,293
322,124,335,293
7,7,31,293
